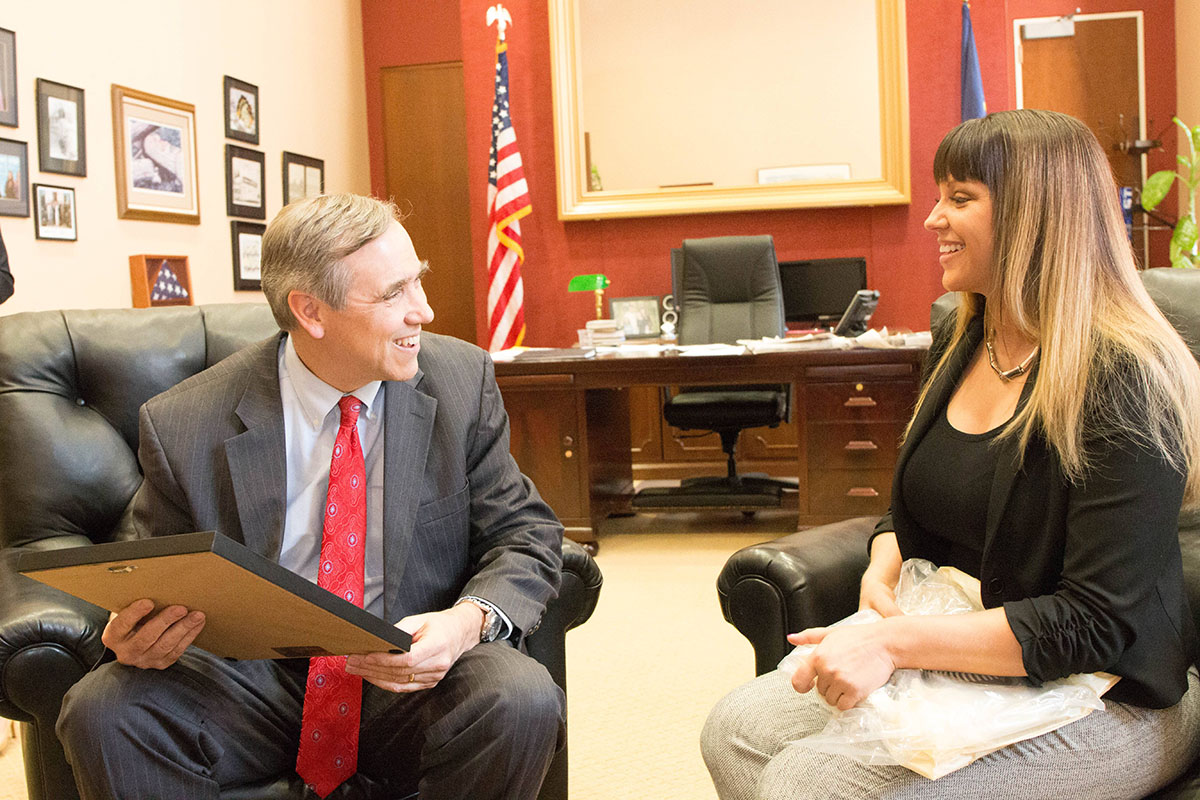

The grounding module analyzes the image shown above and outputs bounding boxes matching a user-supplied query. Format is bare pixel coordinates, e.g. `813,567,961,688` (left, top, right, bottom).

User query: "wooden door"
381,63,477,344
1018,16,1152,263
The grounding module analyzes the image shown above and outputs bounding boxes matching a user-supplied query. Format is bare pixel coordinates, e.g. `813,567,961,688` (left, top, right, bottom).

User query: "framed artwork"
230,220,266,290
0,138,29,217
223,76,258,144
0,28,16,127
129,254,192,308
226,144,265,219
111,85,200,224
609,295,663,339
33,183,76,240
36,79,86,176
281,151,324,205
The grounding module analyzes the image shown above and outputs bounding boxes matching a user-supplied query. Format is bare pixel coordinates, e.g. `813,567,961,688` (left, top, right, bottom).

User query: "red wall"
363,1,1175,348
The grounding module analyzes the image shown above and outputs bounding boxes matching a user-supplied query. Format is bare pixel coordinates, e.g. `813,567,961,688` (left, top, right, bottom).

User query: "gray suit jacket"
131,331,563,638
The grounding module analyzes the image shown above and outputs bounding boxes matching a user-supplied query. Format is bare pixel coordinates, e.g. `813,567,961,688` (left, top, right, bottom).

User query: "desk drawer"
807,422,904,470
808,469,895,515
806,381,917,422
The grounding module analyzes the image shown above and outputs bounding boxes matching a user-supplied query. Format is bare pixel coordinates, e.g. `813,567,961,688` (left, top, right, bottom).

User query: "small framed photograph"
609,295,663,339
226,144,265,219
281,151,324,206
129,254,192,308
0,28,16,127
0,137,29,217
37,79,86,176
33,183,76,240
223,76,258,145
111,85,199,224
230,220,266,291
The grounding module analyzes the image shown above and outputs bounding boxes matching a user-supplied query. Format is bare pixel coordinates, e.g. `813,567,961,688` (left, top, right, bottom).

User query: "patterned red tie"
297,396,366,797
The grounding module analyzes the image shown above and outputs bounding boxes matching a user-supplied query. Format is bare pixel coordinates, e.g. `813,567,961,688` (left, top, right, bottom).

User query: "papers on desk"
491,347,596,362
673,343,747,357
738,328,933,353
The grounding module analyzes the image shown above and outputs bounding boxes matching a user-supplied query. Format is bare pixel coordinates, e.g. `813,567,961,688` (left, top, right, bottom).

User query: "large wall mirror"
548,0,911,220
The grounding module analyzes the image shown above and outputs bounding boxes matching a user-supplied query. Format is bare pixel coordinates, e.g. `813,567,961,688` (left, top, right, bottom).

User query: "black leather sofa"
716,268,1200,799
0,303,603,800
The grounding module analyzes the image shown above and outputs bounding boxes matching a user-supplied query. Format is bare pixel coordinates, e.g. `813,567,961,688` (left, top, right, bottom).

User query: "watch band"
457,597,503,642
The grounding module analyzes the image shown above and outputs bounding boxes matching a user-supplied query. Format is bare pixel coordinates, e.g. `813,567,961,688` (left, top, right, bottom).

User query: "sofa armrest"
717,517,876,675
0,538,109,724
524,539,602,691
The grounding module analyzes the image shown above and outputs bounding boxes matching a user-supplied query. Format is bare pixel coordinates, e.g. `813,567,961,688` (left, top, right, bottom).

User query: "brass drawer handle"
844,397,877,408
846,487,880,498
844,440,879,451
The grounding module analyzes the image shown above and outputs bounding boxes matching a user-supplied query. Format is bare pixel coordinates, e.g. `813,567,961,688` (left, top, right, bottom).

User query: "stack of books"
586,318,626,346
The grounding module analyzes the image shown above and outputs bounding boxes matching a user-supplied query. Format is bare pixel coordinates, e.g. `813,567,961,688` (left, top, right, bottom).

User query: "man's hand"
345,603,483,693
787,622,897,711
102,598,206,670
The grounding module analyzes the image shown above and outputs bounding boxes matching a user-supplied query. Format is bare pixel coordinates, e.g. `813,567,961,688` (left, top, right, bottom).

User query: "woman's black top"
900,408,1002,577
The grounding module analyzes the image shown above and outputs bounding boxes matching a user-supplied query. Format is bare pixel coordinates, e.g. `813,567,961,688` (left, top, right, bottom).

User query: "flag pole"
485,3,532,351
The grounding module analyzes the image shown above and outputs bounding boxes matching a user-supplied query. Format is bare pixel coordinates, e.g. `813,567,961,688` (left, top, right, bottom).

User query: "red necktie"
296,395,366,797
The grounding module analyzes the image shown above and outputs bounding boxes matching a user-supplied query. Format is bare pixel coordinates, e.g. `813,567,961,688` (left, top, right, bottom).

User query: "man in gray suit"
57,194,565,799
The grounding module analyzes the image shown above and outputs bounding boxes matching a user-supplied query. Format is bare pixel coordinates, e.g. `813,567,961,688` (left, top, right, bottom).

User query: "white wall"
0,0,370,315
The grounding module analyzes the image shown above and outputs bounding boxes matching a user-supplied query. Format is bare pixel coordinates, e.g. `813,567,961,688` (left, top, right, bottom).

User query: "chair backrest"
676,235,785,345
0,304,280,549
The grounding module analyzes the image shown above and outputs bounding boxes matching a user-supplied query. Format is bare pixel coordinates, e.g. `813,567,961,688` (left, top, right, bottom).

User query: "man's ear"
287,290,327,339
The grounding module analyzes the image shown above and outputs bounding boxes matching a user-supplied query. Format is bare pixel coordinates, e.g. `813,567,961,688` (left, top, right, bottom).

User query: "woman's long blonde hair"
916,109,1200,506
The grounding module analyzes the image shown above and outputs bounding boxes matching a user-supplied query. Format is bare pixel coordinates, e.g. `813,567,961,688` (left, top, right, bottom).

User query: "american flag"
486,30,531,352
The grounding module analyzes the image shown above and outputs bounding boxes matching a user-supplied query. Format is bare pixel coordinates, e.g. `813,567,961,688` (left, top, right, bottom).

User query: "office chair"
634,235,792,511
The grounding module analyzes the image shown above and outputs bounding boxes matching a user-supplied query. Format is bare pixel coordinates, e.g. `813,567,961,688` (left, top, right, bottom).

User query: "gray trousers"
57,641,563,800
702,668,1200,800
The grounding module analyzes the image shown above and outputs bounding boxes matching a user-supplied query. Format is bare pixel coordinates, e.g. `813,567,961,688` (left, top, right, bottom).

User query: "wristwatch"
458,597,503,643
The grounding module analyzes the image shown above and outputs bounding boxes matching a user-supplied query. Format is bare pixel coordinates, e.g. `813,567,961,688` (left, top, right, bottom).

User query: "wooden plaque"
18,532,411,660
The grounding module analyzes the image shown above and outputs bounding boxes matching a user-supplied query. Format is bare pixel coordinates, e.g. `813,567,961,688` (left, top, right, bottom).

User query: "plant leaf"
1172,215,1198,257
1181,155,1191,169
1192,125,1200,152
1143,170,1176,210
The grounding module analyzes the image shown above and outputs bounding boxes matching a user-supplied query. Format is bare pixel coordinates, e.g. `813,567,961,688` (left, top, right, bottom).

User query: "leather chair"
0,304,603,800
714,267,1200,798
635,235,792,511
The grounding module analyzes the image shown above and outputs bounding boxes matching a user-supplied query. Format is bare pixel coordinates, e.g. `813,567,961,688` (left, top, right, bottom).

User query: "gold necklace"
984,333,1038,381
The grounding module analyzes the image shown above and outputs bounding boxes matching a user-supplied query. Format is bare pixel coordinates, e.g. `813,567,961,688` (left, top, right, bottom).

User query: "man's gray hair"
260,193,400,331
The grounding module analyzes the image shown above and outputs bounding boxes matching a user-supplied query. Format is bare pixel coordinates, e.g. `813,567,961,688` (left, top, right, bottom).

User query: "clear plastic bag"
777,559,1119,779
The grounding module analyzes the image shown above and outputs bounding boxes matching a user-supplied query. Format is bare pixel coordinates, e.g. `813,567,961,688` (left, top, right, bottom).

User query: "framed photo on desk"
609,295,662,339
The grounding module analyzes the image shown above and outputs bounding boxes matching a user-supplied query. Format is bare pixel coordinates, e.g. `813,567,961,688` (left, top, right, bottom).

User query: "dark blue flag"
962,1,986,121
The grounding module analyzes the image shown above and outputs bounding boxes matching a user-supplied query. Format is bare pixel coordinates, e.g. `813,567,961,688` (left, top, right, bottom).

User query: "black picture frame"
609,295,663,339
225,144,266,219
0,138,29,217
36,79,86,176
0,28,16,128
281,151,324,206
33,183,77,240
223,76,259,144
230,220,266,291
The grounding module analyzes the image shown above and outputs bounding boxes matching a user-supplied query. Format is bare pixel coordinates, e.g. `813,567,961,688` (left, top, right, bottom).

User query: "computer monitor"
777,257,868,326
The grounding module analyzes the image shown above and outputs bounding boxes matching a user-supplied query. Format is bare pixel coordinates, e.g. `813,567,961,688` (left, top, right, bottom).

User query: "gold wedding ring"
408,673,415,684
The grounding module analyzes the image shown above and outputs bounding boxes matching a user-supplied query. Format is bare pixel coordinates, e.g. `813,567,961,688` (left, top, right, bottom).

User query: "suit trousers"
701,668,1200,800
57,640,564,800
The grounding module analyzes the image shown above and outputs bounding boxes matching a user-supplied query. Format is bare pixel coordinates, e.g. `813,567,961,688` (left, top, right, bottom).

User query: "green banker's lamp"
568,273,610,320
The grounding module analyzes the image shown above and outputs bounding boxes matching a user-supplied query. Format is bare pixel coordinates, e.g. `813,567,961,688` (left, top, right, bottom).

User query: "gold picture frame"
111,85,199,224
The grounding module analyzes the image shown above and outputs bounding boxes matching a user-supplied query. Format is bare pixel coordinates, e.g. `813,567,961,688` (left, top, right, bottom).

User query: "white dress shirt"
277,335,387,615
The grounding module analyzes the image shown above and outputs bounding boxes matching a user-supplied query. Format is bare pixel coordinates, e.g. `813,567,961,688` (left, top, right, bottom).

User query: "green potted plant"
1142,117,1199,268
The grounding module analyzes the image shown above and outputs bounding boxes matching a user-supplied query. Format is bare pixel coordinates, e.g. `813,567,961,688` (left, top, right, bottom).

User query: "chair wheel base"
632,480,782,509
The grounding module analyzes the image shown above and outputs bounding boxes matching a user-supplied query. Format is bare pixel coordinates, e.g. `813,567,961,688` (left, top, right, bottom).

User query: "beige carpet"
0,510,794,799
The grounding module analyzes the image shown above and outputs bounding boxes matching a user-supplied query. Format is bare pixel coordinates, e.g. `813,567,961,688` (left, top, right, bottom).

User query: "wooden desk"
494,345,926,549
